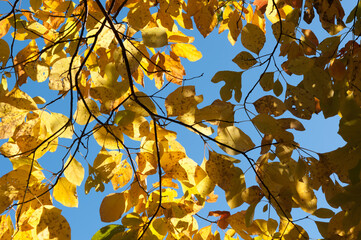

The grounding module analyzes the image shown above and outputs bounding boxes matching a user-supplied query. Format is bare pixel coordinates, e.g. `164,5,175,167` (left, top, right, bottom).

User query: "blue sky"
0,1,356,239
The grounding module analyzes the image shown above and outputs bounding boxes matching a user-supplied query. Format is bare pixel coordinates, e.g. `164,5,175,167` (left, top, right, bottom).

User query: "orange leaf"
208,210,231,229
253,0,268,14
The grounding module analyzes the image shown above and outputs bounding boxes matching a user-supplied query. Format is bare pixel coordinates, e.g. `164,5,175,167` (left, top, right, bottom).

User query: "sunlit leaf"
53,177,78,207
215,126,255,154
64,156,84,186
142,27,168,48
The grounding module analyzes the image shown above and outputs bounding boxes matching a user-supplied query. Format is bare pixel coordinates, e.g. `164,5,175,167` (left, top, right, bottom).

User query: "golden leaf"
206,151,245,209
48,56,81,91
127,1,151,30
0,18,10,38
165,86,202,117
111,159,133,190
64,156,84,186
215,126,255,154
53,177,78,207
74,98,100,125
31,206,71,240
171,43,202,62
93,124,124,150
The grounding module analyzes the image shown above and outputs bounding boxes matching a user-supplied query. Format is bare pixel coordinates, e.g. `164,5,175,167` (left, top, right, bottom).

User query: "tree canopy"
0,0,360,239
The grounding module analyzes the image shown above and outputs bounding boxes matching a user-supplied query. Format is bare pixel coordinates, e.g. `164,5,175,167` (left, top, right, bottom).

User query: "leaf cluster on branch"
0,0,361,239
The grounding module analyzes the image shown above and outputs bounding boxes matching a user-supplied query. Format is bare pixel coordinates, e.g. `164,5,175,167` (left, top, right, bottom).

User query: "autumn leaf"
100,193,127,222
241,24,266,54
53,177,78,207
142,27,168,48
171,43,202,62
211,71,243,102
215,126,255,154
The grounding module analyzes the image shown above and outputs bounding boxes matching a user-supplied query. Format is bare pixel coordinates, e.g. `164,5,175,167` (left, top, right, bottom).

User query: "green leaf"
91,224,125,240
114,110,136,126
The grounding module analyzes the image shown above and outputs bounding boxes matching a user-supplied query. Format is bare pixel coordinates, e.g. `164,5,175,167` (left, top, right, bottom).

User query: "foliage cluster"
0,0,361,239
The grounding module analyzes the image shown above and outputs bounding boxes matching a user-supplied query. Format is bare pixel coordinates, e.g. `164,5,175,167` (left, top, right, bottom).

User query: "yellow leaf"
215,126,255,154
227,211,261,236
33,96,46,105
93,124,124,150
163,51,186,85
242,186,264,204
171,43,202,62
142,27,168,48
232,51,257,70
211,71,243,102
93,148,122,183
241,23,265,54
284,84,315,120
165,86,203,117
64,156,84,186
100,193,127,222
26,22,48,37
292,177,317,213
114,40,143,79
127,1,151,30
167,31,194,43
194,159,215,197
136,152,157,175
0,215,13,239
206,151,245,209
123,91,157,117
111,159,133,190
252,114,294,142
31,206,71,240
196,99,235,128
26,61,51,83
114,110,136,126
48,112,73,139
53,177,78,207
49,56,81,91
74,98,100,125
0,18,10,38
119,115,150,140
313,208,335,219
